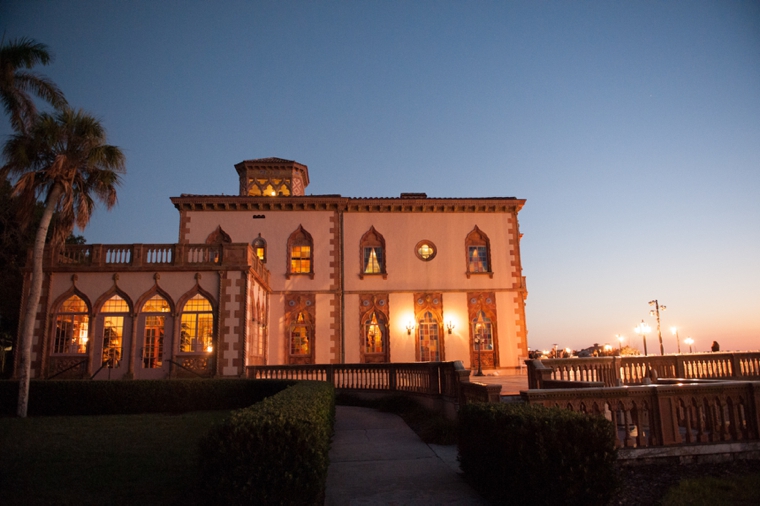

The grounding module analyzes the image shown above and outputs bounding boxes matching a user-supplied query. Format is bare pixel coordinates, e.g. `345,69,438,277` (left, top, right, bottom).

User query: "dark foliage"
198,381,335,506
458,402,619,506
0,378,293,416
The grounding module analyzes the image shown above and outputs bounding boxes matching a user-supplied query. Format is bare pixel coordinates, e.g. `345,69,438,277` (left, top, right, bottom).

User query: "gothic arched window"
180,294,214,353
53,295,90,355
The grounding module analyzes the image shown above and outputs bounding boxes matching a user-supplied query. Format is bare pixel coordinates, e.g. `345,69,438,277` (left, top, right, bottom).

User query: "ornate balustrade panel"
144,245,173,264
527,353,760,388
246,362,468,399
104,245,132,265
57,245,92,265
522,381,760,449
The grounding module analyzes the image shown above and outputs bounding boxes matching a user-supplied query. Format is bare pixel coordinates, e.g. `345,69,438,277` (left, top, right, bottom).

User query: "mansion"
17,158,528,380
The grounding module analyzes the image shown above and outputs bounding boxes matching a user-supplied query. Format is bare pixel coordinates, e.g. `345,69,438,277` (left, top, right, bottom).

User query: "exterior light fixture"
616,334,625,351
648,300,667,355
634,320,652,356
406,322,415,335
446,321,455,334
670,326,681,354
206,344,214,353
684,337,694,353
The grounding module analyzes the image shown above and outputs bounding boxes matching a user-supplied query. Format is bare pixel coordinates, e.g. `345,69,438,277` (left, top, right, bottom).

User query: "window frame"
179,294,215,354
286,225,315,279
359,226,387,279
415,240,437,262
464,226,493,278
252,233,267,263
52,294,90,356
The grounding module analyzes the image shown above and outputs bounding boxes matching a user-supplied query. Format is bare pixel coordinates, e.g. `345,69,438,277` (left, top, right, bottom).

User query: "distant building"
17,158,528,379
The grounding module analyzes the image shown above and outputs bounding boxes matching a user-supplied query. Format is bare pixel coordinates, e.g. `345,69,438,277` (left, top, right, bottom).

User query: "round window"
415,240,437,261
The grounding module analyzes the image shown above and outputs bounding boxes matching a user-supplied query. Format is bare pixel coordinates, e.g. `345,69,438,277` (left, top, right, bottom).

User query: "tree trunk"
16,183,62,417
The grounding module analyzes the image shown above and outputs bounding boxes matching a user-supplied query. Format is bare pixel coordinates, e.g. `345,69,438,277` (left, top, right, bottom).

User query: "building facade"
17,158,528,379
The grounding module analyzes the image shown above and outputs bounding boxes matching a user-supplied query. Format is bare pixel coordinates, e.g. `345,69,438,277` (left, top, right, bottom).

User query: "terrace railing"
45,242,270,286
526,352,760,389
522,380,760,449
247,361,478,402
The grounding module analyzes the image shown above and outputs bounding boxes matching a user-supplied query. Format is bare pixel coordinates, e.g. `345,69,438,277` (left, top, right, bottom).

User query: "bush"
198,381,335,506
458,403,618,506
0,379,293,416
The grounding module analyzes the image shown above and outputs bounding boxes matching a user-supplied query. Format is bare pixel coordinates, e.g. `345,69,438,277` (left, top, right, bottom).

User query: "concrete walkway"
325,406,487,505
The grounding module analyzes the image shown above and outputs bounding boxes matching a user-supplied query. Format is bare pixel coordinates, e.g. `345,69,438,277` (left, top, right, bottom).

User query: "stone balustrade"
526,352,760,389
522,380,760,449
43,242,270,286
247,361,485,404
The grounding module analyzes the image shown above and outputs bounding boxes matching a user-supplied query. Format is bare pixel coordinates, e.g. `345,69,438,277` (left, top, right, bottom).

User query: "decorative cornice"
170,195,526,213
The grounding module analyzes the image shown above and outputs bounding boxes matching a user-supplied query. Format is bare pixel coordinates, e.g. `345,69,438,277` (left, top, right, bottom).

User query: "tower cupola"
235,157,310,197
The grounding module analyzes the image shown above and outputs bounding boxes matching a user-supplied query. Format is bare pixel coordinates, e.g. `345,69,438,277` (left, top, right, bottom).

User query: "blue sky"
3,1,759,352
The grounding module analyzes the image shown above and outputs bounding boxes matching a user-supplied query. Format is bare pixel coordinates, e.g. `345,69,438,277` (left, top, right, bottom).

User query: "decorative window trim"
205,225,232,244
252,233,267,263
414,240,437,262
467,292,499,368
359,293,390,363
413,292,444,362
49,291,92,356
465,226,493,278
359,226,387,279
284,293,316,365
286,225,315,279
176,287,217,356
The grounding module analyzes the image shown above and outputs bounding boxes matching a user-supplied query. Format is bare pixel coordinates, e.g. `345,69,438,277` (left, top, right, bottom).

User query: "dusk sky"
3,1,759,353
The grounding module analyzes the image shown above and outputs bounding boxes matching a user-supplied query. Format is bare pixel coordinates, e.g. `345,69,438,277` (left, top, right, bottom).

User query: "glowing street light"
635,320,652,356
670,326,681,354
649,300,667,355
684,337,694,353
616,334,625,352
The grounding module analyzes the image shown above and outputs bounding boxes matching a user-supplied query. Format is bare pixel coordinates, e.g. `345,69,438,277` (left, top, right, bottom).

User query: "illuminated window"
286,226,314,278
252,234,267,263
418,311,440,361
364,312,386,354
465,226,492,277
472,311,494,351
290,312,311,356
101,295,128,366
142,295,170,368
415,240,437,261
359,226,386,277
53,295,89,354
180,294,214,353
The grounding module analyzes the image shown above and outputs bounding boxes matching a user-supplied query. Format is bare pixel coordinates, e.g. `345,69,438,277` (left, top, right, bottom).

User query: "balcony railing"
526,352,760,389
46,243,270,286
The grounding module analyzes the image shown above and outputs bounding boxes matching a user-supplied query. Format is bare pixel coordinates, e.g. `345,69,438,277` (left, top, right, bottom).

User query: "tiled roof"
241,157,296,164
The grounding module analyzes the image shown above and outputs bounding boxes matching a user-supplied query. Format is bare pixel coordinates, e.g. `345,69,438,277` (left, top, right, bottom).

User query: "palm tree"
1,36,67,132
1,108,125,417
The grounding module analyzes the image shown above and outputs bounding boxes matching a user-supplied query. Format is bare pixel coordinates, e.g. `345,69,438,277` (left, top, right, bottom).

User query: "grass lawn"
661,471,760,506
0,410,231,506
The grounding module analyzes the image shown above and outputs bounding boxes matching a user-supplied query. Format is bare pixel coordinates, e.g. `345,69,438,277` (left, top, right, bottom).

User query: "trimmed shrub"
198,381,335,506
458,402,619,506
0,379,293,416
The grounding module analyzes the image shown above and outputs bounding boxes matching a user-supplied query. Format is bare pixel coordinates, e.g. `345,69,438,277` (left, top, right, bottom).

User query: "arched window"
53,295,89,354
290,312,311,357
142,294,170,368
364,312,386,355
101,295,129,367
252,233,267,263
359,226,387,279
180,294,214,353
472,311,494,351
287,225,314,278
418,311,440,361
465,226,492,278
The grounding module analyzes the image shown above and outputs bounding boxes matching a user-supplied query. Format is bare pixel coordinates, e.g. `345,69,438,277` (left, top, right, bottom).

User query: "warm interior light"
206,344,213,353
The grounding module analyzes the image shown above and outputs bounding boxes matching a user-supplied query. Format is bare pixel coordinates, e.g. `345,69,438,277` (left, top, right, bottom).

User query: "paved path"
325,406,487,505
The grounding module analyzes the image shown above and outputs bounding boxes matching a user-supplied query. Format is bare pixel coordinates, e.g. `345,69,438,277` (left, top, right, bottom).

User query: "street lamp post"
474,312,485,376
616,334,625,354
670,326,681,354
635,320,652,356
649,300,667,355
684,337,694,353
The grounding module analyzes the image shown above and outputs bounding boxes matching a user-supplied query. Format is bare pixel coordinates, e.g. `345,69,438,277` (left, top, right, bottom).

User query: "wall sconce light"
446,321,455,334
406,322,415,335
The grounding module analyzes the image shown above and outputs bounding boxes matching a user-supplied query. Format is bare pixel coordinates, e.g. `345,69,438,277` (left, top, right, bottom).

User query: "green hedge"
458,403,619,506
0,379,293,416
198,381,335,506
